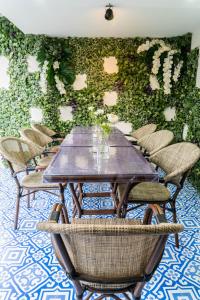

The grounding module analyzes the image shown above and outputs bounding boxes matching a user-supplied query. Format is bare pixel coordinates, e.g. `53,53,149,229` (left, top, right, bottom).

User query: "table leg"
69,183,82,218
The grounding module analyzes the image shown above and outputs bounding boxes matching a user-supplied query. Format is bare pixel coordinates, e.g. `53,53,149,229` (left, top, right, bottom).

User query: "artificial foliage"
37,39,75,93
0,17,200,186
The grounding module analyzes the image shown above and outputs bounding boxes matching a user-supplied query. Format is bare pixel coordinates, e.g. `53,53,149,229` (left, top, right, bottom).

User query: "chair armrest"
143,204,167,225
43,150,56,155
49,203,69,224
13,166,36,177
52,137,64,142
149,204,167,224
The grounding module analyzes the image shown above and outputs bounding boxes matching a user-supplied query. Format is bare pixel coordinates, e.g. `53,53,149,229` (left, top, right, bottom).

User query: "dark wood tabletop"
70,126,122,134
43,145,158,183
61,133,132,147
43,126,158,218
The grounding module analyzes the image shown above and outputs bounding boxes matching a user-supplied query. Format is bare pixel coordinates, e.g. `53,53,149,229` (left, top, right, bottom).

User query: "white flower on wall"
163,107,176,121
137,39,183,95
150,75,160,90
39,60,48,94
182,124,189,140
53,61,59,70
103,91,118,106
73,74,87,90
59,106,73,121
30,107,43,122
0,56,10,89
103,57,119,74
151,46,170,75
27,55,40,73
173,61,183,82
114,121,132,135
107,113,119,124
55,75,66,95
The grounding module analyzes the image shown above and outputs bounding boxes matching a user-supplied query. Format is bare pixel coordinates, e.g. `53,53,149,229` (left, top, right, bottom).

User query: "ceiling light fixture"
105,4,114,21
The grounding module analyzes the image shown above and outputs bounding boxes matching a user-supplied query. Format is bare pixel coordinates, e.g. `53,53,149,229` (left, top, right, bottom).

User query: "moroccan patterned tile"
0,166,200,299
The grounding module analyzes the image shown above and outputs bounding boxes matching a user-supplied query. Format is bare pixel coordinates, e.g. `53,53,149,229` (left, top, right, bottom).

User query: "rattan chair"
31,123,64,141
125,124,157,144
37,203,183,300
138,130,174,156
116,142,200,247
0,137,66,229
20,128,60,169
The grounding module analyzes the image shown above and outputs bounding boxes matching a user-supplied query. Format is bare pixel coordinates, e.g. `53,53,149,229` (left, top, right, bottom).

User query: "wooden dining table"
43,126,158,217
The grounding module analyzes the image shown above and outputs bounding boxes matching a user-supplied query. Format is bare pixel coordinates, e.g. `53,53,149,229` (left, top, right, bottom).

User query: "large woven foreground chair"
138,130,174,156
37,203,183,300
117,142,200,247
0,137,66,229
125,123,157,144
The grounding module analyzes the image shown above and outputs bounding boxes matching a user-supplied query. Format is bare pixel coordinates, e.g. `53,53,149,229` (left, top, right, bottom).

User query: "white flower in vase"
95,109,104,116
107,113,119,124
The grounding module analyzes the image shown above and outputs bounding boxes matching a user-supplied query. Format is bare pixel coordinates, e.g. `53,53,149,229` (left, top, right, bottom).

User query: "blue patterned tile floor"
0,164,199,300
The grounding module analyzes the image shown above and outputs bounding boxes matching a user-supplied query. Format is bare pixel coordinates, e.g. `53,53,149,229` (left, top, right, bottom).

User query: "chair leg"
27,190,31,208
59,184,65,205
73,280,84,300
171,202,179,248
14,191,21,230
133,281,145,300
122,203,128,218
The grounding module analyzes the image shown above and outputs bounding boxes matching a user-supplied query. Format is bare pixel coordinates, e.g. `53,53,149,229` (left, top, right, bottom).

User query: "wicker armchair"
116,142,200,247
126,124,157,144
20,128,60,168
31,123,64,141
37,203,183,300
0,137,66,229
138,130,174,156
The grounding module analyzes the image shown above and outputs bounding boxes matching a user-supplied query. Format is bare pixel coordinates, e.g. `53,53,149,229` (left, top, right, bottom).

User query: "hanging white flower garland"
39,60,67,95
173,61,183,82
39,60,48,94
53,61,66,95
137,39,183,94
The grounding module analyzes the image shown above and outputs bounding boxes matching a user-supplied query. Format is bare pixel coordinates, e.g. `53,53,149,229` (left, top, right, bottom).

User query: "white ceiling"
0,0,200,37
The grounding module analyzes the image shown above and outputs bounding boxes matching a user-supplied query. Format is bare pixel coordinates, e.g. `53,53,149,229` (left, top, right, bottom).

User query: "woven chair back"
138,130,174,155
132,124,157,140
150,142,200,184
38,219,183,281
31,123,56,137
0,137,39,171
20,128,52,148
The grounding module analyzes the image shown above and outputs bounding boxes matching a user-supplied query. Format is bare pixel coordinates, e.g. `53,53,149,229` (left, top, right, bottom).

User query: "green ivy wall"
0,17,200,186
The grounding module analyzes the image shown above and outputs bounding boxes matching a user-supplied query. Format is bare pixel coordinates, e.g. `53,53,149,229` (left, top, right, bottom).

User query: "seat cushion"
38,155,53,168
22,172,58,189
118,182,170,202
